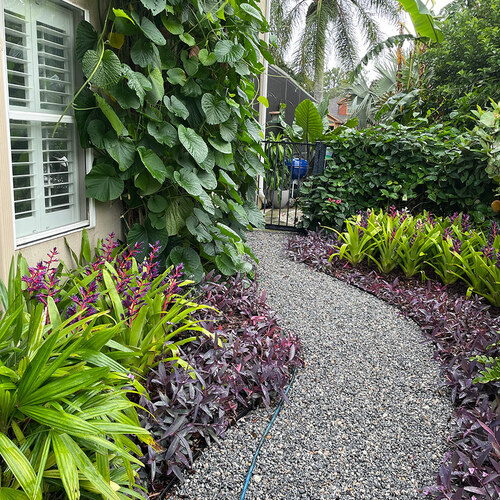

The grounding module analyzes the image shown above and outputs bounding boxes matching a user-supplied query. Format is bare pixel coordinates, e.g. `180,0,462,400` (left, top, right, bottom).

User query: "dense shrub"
421,0,500,127
75,0,270,278
299,123,496,229
286,231,500,499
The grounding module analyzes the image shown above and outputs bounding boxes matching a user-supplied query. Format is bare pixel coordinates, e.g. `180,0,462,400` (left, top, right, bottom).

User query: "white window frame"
0,0,95,249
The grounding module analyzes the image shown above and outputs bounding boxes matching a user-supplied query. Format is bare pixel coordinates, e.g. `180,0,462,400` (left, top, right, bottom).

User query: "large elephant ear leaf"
82,50,122,88
201,93,231,125
294,99,324,143
178,125,208,164
168,246,203,282
398,0,443,42
214,40,245,62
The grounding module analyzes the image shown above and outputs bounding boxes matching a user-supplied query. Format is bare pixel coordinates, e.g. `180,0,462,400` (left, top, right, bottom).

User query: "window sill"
15,220,92,250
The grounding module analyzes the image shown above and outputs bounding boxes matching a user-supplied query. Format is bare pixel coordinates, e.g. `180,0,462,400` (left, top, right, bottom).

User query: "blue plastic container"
287,158,308,179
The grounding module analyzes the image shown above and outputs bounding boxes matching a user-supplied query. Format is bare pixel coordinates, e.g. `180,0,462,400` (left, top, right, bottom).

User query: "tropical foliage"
269,0,399,101
327,209,500,306
298,122,495,229
421,0,500,127
73,0,272,279
0,233,302,496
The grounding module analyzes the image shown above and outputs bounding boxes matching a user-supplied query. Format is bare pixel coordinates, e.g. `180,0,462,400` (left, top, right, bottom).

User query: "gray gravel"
174,230,452,500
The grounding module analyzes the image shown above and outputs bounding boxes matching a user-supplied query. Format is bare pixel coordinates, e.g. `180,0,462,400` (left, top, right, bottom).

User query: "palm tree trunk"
314,60,325,102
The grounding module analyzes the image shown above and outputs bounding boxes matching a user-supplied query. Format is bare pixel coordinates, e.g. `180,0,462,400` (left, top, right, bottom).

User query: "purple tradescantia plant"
287,229,500,499
139,271,303,490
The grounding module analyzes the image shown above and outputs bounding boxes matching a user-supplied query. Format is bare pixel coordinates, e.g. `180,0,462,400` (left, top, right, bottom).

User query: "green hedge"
299,122,496,229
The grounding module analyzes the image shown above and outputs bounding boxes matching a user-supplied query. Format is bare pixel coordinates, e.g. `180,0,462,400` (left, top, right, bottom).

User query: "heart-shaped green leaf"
214,40,245,62
201,93,231,125
86,162,124,201
178,125,208,164
198,48,217,66
138,146,169,183
82,50,122,88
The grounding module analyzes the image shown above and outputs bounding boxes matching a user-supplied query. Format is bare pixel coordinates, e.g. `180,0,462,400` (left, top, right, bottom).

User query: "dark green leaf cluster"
421,0,500,127
299,122,496,229
76,0,271,277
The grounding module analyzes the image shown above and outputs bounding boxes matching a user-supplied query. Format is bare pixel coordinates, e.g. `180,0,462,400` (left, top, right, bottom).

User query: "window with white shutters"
2,0,87,243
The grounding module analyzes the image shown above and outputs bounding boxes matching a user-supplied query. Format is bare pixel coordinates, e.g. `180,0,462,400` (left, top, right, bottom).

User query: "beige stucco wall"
0,0,123,281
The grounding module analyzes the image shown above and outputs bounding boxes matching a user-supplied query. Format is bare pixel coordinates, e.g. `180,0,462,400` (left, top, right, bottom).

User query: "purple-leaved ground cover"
22,236,303,494
138,271,303,493
286,230,500,499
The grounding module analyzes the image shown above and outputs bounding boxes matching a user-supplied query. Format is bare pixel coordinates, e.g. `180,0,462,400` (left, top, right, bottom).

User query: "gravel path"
175,230,452,500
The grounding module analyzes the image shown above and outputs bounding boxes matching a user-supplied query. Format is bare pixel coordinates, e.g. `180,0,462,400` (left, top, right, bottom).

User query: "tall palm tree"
271,0,399,101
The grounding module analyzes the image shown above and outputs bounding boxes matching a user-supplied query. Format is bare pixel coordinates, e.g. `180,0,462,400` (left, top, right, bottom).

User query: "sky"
325,0,455,73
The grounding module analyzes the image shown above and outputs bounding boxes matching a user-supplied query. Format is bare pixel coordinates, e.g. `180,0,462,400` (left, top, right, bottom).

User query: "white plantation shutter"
3,0,87,242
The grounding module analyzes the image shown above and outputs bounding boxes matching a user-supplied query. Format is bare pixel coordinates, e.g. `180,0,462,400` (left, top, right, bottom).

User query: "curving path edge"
175,230,452,500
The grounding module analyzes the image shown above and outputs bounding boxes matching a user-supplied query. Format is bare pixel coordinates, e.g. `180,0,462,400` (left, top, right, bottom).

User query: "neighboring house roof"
328,96,350,123
327,113,344,128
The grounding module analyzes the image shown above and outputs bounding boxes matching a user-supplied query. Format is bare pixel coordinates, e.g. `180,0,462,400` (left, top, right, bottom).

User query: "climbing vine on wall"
73,0,270,278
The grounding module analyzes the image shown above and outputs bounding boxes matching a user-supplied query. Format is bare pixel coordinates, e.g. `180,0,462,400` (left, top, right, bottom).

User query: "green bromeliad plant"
71,0,271,278
327,209,500,307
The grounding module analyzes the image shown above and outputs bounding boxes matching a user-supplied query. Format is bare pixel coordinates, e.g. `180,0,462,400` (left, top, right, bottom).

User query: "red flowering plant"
20,231,217,375
315,195,350,229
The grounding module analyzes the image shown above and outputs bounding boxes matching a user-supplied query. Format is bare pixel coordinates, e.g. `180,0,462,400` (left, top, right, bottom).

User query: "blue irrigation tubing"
239,367,299,500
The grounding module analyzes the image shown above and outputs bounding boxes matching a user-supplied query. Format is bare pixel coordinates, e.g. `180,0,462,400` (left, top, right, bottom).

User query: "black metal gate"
261,141,327,231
